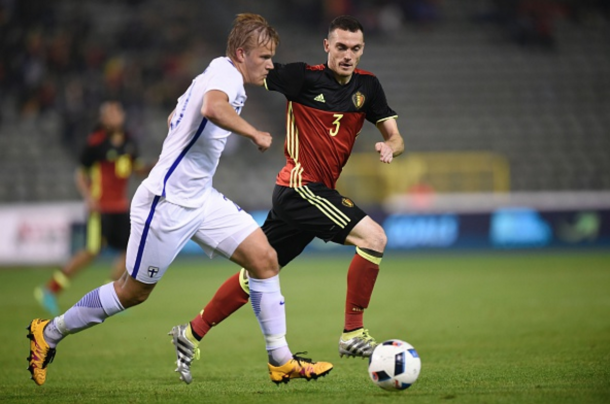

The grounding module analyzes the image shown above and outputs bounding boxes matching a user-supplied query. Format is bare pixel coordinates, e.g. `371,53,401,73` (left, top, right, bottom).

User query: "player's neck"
333,73,352,85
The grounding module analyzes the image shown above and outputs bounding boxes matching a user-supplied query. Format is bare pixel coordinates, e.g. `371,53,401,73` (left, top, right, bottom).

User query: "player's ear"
235,48,246,63
323,38,330,53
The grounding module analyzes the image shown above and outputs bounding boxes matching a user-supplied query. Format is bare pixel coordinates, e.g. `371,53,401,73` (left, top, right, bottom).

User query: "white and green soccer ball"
368,339,421,391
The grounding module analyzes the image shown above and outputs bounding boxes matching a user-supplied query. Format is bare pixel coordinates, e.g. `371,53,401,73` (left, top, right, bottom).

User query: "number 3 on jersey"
329,114,343,137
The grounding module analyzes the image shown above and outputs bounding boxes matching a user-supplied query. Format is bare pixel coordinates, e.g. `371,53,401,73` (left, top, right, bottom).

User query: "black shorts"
262,183,367,267
86,212,130,253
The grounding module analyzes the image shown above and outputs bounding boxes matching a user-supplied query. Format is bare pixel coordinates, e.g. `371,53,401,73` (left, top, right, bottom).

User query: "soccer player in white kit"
26,14,333,386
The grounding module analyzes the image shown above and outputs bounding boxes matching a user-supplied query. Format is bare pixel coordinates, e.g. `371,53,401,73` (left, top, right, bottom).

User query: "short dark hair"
328,15,364,36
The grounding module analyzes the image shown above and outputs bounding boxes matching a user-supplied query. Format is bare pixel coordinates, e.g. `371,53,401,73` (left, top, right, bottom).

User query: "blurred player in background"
34,101,148,316
26,13,332,387
173,14,404,382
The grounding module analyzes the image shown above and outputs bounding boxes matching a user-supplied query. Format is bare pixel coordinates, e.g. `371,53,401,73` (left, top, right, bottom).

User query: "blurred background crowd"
0,0,608,209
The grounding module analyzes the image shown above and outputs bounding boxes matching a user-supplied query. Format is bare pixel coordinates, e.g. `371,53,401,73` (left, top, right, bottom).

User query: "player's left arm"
375,118,404,164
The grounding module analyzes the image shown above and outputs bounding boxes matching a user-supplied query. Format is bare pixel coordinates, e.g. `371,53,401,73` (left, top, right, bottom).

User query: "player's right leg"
171,189,331,384
181,209,318,384
339,216,387,358
188,208,311,343
27,274,156,385
27,187,191,385
230,227,333,385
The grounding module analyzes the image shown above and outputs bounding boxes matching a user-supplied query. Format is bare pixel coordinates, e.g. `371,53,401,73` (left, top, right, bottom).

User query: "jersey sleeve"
205,63,243,103
365,76,397,124
79,142,95,169
264,62,307,98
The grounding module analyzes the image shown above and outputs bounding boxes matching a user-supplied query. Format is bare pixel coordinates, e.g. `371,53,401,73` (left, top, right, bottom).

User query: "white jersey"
142,57,246,208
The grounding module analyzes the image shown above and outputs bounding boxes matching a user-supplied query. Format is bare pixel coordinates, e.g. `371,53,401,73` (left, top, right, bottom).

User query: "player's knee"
378,229,388,251
132,290,151,305
262,246,279,274
115,280,153,308
366,225,387,252
249,247,279,279
120,290,150,308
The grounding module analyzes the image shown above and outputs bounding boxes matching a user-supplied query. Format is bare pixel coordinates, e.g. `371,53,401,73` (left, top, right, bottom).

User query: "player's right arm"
201,90,272,152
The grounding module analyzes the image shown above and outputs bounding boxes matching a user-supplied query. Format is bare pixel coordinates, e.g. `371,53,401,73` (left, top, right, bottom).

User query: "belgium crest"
352,92,365,109
342,198,354,208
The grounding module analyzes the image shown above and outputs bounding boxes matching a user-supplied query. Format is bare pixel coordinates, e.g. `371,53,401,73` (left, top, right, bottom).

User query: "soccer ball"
368,339,421,391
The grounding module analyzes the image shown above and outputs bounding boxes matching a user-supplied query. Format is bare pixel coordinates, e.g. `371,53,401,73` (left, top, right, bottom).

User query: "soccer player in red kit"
171,15,404,383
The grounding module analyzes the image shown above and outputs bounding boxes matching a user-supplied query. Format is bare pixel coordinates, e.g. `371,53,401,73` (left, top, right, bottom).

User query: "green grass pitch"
0,251,609,403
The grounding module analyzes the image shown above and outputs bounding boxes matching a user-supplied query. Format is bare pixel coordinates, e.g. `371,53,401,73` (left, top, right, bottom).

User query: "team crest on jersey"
352,92,365,109
342,198,354,208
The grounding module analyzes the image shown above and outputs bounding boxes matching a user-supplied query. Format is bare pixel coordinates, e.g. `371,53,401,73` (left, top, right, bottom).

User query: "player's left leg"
275,183,382,358
339,216,387,358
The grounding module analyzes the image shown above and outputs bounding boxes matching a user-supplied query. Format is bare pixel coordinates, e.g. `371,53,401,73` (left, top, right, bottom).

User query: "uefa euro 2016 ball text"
368,339,421,391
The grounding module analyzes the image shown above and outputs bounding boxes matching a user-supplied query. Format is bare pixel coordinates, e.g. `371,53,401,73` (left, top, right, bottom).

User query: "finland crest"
352,91,365,109
148,266,160,277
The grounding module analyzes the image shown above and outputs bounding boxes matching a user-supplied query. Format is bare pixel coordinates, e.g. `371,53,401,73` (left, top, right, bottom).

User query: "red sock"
47,279,63,293
344,253,380,332
46,270,68,294
190,272,249,340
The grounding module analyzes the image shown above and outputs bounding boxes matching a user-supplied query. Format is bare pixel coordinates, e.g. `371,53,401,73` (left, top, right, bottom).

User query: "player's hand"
375,142,394,164
252,130,272,152
85,196,100,213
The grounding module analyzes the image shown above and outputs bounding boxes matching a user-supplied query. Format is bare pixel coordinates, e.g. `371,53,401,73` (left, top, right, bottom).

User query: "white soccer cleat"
339,328,378,358
168,324,200,384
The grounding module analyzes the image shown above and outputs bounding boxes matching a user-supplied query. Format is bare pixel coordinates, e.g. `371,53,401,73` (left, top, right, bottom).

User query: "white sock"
268,345,293,367
248,274,292,365
43,282,125,347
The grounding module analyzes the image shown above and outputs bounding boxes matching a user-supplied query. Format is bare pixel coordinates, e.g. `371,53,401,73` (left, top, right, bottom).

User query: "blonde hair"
226,13,279,59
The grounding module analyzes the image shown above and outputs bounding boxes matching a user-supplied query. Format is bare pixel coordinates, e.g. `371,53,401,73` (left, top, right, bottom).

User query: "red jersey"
265,63,397,189
80,128,140,213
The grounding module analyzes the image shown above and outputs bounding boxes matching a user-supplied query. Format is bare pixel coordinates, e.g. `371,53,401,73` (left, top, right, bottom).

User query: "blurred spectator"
472,0,592,50
400,0,442,25
285,0,324,28
378,2,404,37
514,0,565,48
0,0,210,150
563,0,610,24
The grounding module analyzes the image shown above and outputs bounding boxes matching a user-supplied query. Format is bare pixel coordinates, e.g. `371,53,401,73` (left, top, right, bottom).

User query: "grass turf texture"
0,251,609,403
